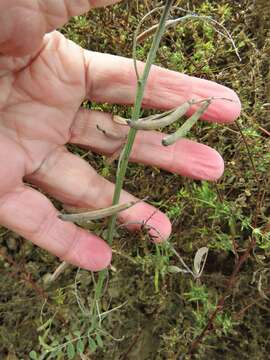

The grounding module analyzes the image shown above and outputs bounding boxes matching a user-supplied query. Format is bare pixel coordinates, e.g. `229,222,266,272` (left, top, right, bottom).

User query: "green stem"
94,0,174,312
108,0,174,245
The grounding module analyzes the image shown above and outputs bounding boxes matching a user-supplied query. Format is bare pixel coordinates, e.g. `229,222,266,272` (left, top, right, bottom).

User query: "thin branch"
235,119,260,184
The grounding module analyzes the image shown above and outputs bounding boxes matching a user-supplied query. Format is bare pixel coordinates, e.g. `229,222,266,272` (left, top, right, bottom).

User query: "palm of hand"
0,32,119,270
1,33,85,175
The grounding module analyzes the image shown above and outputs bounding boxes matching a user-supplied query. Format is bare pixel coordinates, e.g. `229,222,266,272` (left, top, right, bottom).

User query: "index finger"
85,51,241,123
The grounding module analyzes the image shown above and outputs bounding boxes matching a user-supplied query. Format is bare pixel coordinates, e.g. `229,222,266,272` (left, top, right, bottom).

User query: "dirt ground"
0,1,269,359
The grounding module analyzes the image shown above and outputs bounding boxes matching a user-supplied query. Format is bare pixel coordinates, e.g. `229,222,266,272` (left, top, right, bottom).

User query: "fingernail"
64,231,112,272
173,139,224,181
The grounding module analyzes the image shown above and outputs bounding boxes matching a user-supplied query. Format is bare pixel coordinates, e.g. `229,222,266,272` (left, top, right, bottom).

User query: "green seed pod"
162,99,211,146
127,100,193,130
59,200,139,223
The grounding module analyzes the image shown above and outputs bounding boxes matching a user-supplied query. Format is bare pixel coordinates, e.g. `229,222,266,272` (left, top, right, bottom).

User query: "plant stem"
93,0,174,310
107,0,174,245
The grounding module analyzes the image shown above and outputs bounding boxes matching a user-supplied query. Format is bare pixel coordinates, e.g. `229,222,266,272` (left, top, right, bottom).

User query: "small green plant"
185,283,235,337
252,227,270,250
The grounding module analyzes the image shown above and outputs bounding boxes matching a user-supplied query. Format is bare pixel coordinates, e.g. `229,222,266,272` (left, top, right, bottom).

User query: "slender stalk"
93,0,174,312
107,0,174,245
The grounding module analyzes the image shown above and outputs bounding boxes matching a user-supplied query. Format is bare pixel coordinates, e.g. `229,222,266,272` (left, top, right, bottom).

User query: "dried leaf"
168,265,189,274
194,247,209,277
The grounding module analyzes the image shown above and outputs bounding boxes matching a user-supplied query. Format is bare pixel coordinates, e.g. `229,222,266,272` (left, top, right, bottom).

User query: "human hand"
0,1,241,271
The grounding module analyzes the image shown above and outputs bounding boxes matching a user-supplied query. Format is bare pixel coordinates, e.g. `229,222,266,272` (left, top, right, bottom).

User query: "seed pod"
113,109,175,127
139,108,175,123
127,100,193,130
162,99,211,146
59,199,139,223
113,115,129,126
137,19,176,43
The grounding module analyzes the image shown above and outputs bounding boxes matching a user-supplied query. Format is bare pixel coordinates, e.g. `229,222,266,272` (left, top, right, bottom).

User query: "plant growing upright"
92,0,175,325
92,1,239,307
53,0,241,340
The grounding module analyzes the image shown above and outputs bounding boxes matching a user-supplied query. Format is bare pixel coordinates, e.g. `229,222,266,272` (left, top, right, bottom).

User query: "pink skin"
0,1,241,271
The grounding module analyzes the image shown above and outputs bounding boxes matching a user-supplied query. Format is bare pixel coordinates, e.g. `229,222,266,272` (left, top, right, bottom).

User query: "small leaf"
167,265,188,274
258,273,270,300
66,343,75,359
194,247,209,277
88,337,97,352
38,335,54,351
51,350,64,358
73,330,81,337
76,339,85,354
29,351,38,360
37,318,52,332
96,334,104,348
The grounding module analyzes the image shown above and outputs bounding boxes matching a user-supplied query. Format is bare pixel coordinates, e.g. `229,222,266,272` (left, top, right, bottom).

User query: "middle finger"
84,51,241,123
